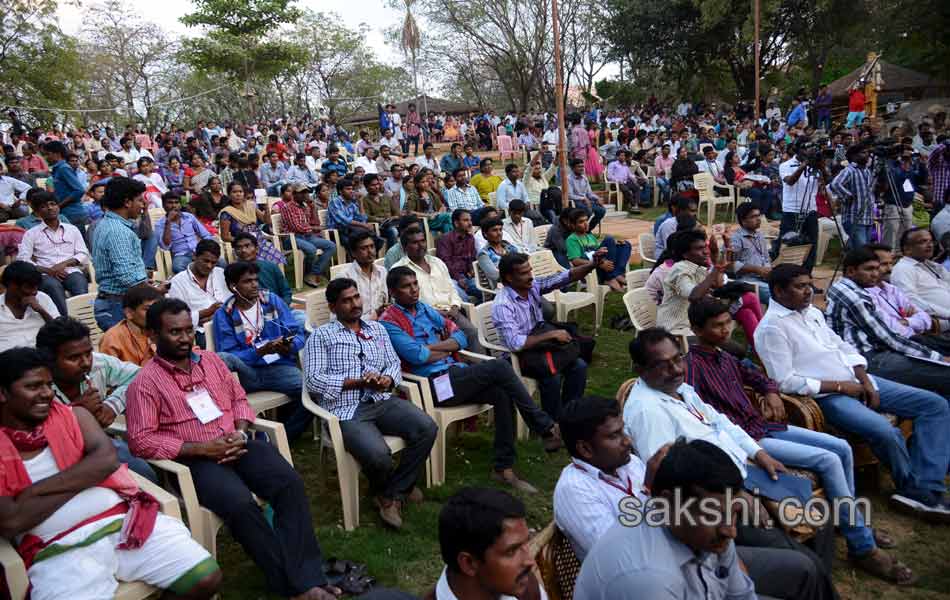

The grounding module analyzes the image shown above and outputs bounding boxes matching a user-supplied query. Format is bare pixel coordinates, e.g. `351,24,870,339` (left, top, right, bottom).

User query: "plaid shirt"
444,185,483,211
825,278,940,360
929,147,950,210
829,163,876,225
436,230,476,281
305,319,402,420
279,199,319,234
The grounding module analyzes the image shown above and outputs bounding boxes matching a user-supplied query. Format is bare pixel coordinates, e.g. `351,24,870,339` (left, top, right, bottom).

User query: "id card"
433,373,455,402
585,250,595,261
186,388,223,424
254,338,281,364
902,179,915,193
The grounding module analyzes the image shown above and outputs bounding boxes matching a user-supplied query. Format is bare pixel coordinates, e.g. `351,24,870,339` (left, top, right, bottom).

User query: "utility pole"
753,0,760,119
552,0,569,197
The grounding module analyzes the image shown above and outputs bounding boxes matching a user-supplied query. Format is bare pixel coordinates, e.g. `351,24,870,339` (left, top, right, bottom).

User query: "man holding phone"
211,261,312,441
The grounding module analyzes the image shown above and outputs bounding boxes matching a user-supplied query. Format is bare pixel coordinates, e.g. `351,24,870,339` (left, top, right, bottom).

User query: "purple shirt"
606,161,632,185
492,270,571,350
866,282,932,337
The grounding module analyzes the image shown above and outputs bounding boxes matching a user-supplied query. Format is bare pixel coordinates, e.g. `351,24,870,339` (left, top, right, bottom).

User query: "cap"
289,183,310,193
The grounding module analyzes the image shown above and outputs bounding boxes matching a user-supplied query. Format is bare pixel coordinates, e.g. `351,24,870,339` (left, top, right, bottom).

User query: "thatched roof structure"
826,60,948,101
344,95,482,126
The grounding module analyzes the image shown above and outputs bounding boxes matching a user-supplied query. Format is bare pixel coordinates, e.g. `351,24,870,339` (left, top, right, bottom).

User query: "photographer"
829,144,876,250
777,140,824,273
882,146,927,251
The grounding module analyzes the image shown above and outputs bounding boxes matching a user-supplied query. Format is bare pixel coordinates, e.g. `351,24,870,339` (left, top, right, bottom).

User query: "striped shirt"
444,185,483,212
305,319,402,420
491,271,570,350
91,212,148,295
928,147,950,210
52,352,140,417
825,277,941,360
126,350,256,459
829,163,876,226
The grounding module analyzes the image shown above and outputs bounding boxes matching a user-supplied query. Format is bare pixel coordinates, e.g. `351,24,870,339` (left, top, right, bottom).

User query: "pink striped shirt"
126,350,256,459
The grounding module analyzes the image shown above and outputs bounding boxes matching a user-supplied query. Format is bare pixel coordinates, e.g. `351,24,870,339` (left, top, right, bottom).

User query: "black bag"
711,281,756,302
517,321,594,379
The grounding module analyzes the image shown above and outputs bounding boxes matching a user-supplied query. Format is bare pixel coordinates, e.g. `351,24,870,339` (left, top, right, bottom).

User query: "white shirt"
696,159,724,181
0,175,31,206
553,457,648,560
116,148,141,169
354,156,378,174
435,567,547,600
306,156,324,174
502,217,537,253
168,265,230,329
133,173,168,209
778,157,818,213
542,129,559,146
890,256,950,323
414,155,441,176
623,379,761,477
17,221,89,275
0,292,60,352
392,255,462,309
338,261,388,319
378,136,400,150
754,302,868,396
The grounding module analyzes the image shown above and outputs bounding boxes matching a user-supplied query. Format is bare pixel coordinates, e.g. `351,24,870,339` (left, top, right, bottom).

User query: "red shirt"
265,142,289,162
279,199,319,234
848,89,866,112
21,155,48,173
126,350,256,459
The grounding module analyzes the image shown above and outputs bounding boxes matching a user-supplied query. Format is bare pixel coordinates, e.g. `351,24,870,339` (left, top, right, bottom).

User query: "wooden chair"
0,472,180,600
472,260,499,300
269,213,306,289
533,522,582,600
66,293,104,348
401,351,496,486
528,250,597,328
535,224,552,248
637,232,656,268
202,326,292,415
301,374,429,530
148,419,291,556
625,267,651,291
693,172,736,226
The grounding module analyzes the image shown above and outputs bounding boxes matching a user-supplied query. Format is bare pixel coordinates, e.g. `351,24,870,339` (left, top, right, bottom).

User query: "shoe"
304,274,324,288
890,491,950,523
491,468,539,494
406,486,424,504
376,497,403,529
542,424,563,453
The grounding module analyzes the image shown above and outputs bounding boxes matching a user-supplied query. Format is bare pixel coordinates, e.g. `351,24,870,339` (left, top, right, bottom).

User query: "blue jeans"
94,296,125,332
218,355,312,442
759,426,874,557
171,252,192,274
597,236,632,281
112,438,158,484
537,358,587,421
40,271,88,316
574,199,606,232
846,111,865,128
655,178,671,204
843,221,873,250
745,188,778,216
294,234,336,276
817,115,832,132
141,235,159,270
816,376,950,498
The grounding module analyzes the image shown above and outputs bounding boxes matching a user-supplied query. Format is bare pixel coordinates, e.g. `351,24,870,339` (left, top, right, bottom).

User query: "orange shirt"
99,320,155,367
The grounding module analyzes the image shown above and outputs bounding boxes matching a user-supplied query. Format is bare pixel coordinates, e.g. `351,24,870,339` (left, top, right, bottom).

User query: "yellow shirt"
393,255,462,309
470,173,502,203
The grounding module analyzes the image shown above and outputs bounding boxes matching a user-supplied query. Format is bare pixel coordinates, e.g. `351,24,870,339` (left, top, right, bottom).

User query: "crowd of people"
0,92,949,600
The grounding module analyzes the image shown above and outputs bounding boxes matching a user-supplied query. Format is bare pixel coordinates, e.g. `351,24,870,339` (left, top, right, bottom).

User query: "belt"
97,291,124,300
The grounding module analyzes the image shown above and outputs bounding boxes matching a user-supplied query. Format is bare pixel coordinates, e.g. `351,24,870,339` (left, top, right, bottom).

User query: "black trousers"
777,211,819,272
736,524,838,600
181,439,327,596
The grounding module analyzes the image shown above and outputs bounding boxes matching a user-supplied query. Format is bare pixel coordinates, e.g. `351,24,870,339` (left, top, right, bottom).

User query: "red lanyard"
572,463,635,496
685,402,708,424
238,303,263,342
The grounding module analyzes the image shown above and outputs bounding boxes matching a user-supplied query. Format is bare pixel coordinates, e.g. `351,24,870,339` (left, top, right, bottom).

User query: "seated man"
574,440,756,600
502,200,538,254
156,192,215,274
685,298,906,583
493,253,594,420
127,299,337,600
16,191,90,316
755,264,950,517
306,278,436,529
36,316,157,483
231,232,293,305
567,159,606,233
434,487,548,600
212,262,311,441
99,283,162,366
731,203,773,303
381,266,561,493
168,239,230,346
0,347,221,600
0,261,60,352
891,228,950,332
444,168,487,224
565,208,631,292
436,209,479,302
544,211,573,269
335,231,389,320
866,243,950,355
360,173,399,248
384,215,423,269
826,247,949,398
278,183,337,287
393,227,483,352
606,149,648,215
655,194,698,257
327,177,377,251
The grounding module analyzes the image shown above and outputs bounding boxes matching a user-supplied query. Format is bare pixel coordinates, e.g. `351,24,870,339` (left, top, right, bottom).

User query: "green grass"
215,233,950,600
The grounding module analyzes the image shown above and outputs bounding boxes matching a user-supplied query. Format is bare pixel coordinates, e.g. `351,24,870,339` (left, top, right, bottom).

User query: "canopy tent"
826,60,948,102
344,95,482,127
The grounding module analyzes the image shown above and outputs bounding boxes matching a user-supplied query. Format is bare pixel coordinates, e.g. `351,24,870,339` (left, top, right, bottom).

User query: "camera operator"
777,140,825,273
882,146,928,251
829,144,876,250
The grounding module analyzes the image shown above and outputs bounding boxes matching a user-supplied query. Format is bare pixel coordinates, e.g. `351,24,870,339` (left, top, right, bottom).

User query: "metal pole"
753,0,760,120
552,0,569,198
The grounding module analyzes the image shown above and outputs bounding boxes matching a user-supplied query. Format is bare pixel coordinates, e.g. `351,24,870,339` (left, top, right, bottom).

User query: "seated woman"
187,176,225,235
476,217,517,290
669,145,699,191
723,150,777,219
218,181,285,265
186,154,213,196
564,208,631,292
404,172,452,234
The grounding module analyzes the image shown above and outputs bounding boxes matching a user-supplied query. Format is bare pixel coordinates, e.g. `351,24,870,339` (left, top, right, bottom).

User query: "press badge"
433,373,455,402
186,389,223,424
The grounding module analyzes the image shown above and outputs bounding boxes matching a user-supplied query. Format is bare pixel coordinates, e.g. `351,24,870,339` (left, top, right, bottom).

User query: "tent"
826,60,949,102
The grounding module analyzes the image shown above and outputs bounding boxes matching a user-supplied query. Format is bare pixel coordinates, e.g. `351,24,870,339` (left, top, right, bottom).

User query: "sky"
56,0,405,65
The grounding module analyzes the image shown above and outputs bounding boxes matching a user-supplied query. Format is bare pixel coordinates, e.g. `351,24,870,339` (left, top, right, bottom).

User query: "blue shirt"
787,104,806,127
50,160,88,222
495,178,529,210
321,159,348,179
440,154,463,175
92,212,148,295
327,197,367,230
211,291,304,368
260,162,288,188
155,212,213,256
381,301,468,378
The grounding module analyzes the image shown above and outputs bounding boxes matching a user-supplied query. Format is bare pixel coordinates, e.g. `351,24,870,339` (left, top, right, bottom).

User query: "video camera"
795,139,834,168
870,137,901,160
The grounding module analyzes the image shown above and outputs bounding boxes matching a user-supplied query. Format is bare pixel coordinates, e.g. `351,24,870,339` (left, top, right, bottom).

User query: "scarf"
219,199,258,225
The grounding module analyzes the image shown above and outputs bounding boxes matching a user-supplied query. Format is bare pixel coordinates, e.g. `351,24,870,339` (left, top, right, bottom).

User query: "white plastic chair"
638,232,657,268
623,288,689,352
202,326,292,415
303,287,331,332
535,224,551,248
472,260,499,300
528,250,597,327
626,267,652,291
605,180,622,211
66,293,104,348
693,172,736,226
317,209,346,264
270,213,306,290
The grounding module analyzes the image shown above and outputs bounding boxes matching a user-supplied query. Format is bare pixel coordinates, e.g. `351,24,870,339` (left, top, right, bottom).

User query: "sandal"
851,548,916,586
873,528,897,549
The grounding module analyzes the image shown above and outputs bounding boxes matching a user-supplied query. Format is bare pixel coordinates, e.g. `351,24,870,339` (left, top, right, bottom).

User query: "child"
564,208,630,292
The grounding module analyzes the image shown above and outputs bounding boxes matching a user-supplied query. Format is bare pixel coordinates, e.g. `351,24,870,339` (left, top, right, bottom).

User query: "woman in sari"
404,172,452,234
186,155,213,196
161,156,186,195
218,181,285,265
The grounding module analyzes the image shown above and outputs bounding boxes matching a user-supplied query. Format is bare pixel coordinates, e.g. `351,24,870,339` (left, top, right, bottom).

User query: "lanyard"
875,290,908,319
123,322,150,358
684,402,708,424
168,360,206,393
42,225,68,246
572,463,635,496
922,262,943,280
238,303,264,342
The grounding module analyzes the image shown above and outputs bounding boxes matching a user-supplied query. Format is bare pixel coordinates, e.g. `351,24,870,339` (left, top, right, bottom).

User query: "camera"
871,137,901,159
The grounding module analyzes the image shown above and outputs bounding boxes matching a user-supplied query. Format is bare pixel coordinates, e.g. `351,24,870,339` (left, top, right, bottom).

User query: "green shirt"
256,258,293,304
52,352,140,416
362,193,397,223
566,232,600,261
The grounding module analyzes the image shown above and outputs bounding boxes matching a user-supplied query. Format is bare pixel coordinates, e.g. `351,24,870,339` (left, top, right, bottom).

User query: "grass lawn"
217,218,950,600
